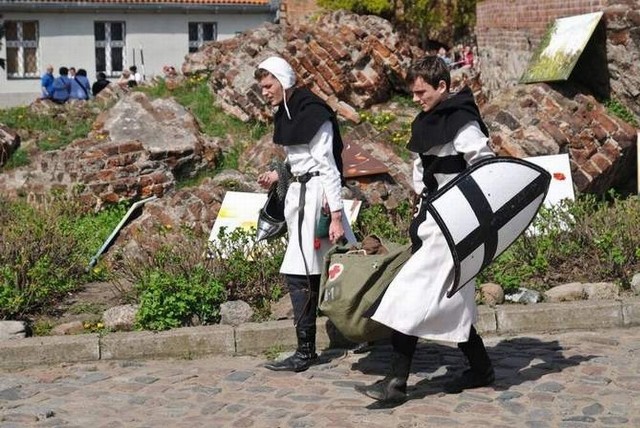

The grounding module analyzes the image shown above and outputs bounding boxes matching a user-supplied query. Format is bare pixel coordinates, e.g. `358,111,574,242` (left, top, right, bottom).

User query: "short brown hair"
407,56,450,91
254,68,272,81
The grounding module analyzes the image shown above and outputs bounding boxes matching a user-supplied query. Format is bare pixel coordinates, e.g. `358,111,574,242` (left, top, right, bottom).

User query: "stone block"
476,306,498,336
235,320,296,356
622,299,640,326
496,301,623,334
100,325,235,360
0,335,99,369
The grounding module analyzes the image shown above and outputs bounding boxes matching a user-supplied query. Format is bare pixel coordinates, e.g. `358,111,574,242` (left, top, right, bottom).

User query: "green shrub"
480,194,640,293
0,196,129,318
209,226,286,320
604,98,638,127
135,267,226,331
3,148,29,169
354,200,412,244
118,224,285,329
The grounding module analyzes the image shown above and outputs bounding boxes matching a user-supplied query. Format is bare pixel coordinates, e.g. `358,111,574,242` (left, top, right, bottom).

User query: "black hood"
407,86,489,153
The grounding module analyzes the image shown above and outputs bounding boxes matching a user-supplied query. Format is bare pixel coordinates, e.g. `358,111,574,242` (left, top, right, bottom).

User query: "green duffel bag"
319,237,412,343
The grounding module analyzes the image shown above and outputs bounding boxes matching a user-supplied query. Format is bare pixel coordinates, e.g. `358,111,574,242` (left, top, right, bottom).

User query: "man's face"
258,74,284,106
410,76,447,113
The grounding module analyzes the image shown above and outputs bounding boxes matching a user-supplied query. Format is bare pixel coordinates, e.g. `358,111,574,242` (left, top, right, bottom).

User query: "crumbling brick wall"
476,0,640,119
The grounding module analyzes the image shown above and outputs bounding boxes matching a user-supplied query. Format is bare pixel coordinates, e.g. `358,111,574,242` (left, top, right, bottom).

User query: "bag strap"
294,178,314,327
74,77,89,98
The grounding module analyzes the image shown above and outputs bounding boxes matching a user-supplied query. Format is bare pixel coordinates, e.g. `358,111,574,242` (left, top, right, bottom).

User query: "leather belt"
291,171,320,183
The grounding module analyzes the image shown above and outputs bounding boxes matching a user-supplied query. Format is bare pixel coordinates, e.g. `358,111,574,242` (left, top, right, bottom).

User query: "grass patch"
0,105,97,153
264,344,286,361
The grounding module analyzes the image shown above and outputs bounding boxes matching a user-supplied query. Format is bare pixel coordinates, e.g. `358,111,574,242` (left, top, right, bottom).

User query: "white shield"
427,157,551,297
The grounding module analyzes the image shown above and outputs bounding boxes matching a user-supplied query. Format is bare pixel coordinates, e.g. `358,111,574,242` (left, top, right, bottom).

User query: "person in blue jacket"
50,67,72,104
40,65,55,99
70,68,91,100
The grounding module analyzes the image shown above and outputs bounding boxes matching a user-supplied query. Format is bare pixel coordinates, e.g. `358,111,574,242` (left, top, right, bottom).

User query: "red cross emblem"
328,263,343,282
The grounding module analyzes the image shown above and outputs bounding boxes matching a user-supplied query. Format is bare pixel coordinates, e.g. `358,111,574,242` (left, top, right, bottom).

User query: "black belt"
293,171,319,327
291,171,320,183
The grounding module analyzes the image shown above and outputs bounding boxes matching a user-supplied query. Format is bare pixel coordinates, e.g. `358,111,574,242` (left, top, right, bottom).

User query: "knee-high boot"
264,275,319,372
445,326,495,393
354,331,416,403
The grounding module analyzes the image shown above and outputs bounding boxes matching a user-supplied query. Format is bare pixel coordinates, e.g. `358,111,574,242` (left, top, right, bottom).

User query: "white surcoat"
280,121,356,275
372,121,494,342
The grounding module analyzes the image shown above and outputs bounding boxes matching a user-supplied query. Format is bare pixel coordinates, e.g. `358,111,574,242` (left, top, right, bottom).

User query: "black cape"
407,86,489,153
273,87,344,177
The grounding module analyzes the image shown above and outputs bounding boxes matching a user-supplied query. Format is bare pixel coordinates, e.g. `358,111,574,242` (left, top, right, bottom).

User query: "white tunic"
280,121,357,275
372,121,494,342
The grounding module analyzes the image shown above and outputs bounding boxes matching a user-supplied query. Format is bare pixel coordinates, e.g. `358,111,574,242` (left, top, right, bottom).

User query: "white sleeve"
453,121,495,166
309,121,343,211
412,157,424,194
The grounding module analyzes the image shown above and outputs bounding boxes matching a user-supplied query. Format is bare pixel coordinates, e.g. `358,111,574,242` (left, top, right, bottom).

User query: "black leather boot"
264,328,318,372
445,326,495,394
355,351,411,403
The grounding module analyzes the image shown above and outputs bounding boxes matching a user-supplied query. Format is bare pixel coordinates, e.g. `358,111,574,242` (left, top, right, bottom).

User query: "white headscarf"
257,56,296,119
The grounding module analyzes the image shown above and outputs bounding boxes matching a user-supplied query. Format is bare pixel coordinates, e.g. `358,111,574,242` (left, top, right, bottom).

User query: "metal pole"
139,45,145,81
87,195,157,270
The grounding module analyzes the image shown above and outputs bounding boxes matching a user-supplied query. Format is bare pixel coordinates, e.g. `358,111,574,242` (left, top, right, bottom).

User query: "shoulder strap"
75,77,89,98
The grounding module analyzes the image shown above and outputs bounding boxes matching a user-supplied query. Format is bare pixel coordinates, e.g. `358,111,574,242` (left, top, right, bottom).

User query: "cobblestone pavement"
1,327,639,427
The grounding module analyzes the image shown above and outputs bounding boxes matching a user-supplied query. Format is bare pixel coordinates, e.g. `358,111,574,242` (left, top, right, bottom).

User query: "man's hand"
329,210,345,244
257,170,279,189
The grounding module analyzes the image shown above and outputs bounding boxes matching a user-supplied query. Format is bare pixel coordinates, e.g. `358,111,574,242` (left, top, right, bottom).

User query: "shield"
426,157,551,298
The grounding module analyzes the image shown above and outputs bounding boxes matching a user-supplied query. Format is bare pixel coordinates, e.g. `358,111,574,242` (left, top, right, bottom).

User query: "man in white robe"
356,56,496,403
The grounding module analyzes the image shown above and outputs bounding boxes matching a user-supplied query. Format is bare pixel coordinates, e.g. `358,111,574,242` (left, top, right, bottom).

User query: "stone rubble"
183,10,422,123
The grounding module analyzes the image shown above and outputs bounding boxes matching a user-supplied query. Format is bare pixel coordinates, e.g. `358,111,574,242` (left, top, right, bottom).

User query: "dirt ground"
32,280,132,332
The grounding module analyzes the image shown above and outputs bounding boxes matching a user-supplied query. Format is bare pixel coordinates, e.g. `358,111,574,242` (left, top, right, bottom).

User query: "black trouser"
392,325,489,368
285,274,320,347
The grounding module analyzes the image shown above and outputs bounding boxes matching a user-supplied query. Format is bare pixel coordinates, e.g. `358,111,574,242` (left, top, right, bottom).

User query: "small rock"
583,282,619,300
544,282,586,302
0,321,27,340
505,287,542,304
50,321,85,336
629,273,640,295
270,294,293,320
220,300,253,326
102,304,139,331
480,282,504,306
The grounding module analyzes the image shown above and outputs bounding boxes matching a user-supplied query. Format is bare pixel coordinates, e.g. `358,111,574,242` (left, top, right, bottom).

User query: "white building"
0,0,278,107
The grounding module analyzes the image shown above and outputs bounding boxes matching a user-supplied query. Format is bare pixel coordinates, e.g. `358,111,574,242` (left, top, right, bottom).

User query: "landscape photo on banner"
208,191,362,247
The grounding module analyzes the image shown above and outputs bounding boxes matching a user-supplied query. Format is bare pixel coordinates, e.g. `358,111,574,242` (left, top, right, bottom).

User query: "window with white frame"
188,22,217,53
94,21,126,77
5,21,39,79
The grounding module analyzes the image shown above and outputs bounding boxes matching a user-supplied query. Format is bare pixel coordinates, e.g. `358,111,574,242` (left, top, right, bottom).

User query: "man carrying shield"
355,56,496,403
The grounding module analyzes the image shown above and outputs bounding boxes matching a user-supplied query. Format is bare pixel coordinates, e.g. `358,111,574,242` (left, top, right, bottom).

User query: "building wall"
0,10,273,106
280,0,321,25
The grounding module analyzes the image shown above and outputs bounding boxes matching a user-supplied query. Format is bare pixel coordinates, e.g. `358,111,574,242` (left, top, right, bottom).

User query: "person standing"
40,65,54,99
255,56,356,372
355,56,496,403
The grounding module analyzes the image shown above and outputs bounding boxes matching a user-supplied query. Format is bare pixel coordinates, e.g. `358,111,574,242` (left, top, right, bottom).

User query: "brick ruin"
475,0,640,195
